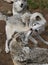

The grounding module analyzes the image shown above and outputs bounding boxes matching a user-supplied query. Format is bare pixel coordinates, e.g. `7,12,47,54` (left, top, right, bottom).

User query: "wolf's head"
13,0,27,15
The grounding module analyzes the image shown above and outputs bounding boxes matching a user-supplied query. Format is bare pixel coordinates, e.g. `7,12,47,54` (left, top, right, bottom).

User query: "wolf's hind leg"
5,40,10,53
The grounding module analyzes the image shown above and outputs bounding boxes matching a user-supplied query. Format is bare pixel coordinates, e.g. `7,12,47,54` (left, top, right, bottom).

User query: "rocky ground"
0,0,48,65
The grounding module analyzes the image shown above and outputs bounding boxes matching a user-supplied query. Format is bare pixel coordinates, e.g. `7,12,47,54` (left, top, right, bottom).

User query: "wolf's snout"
20,3,23,7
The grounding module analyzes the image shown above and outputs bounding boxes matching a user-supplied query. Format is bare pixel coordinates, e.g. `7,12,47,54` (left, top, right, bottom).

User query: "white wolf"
0,0,28,53
5,0,29,53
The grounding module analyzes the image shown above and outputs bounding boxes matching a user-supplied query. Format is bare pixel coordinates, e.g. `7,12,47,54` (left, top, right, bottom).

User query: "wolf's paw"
5,47,10,53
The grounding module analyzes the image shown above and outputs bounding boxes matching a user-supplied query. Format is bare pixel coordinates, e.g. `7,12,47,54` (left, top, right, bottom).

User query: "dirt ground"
0,0,48,65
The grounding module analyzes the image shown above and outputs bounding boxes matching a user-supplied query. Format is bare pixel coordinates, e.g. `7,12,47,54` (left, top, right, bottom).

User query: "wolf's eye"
33,23,36,26
21,3,23,7
33,22,39,26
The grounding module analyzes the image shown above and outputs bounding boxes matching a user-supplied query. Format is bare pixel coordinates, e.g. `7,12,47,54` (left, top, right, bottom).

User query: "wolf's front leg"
5,40,10,53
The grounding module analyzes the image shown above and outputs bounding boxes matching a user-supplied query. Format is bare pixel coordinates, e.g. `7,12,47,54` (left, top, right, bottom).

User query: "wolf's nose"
10,1,13,4
20,3,23,7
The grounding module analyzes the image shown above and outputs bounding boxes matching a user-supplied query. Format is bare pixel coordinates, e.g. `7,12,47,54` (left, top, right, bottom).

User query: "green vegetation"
27,0,48,10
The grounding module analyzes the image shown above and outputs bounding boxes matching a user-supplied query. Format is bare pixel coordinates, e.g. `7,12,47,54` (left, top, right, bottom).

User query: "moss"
27,0,39,9
27,0,48,10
